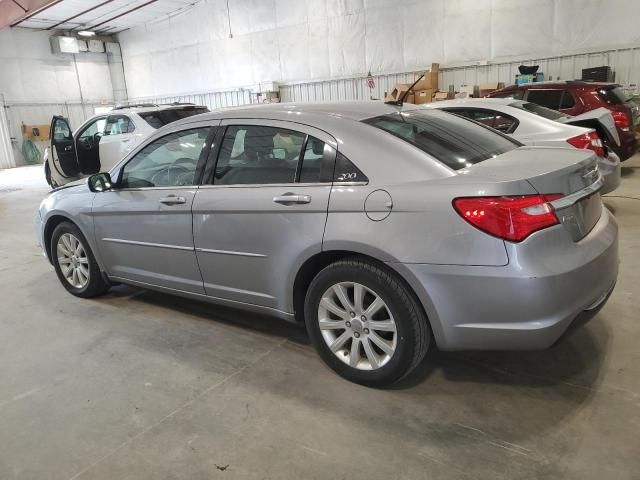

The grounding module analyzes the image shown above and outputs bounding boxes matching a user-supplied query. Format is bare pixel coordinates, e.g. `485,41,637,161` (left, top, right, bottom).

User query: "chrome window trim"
102,238,194,251
113,186,198,192
197,182,333,189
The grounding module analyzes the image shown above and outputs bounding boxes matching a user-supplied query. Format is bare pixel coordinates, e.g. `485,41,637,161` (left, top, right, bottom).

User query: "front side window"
363,110,519,171
78,118,106,141
120,127,210,188
214,125,306,185
104,115,135,136
526,89,563,109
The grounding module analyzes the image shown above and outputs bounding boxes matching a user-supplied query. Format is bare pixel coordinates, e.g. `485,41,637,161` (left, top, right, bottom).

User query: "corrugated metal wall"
127,90,255,111
5,46,638,167
124,47,640,108
282,47,640,103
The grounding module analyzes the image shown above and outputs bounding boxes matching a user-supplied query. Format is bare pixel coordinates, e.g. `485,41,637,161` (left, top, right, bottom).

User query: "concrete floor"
1,160,639,480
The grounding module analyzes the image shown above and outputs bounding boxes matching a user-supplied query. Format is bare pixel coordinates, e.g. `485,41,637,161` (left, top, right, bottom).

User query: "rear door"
99,114,137,169
50,116,79,178
192,119,336,312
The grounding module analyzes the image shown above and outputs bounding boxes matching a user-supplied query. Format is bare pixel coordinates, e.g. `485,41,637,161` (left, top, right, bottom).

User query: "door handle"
159,195,187,205
273,193,312,205
64,145,72,151
121,138,131,143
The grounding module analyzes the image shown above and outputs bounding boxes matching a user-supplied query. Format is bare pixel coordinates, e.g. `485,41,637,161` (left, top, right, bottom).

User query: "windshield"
511,102,571,120
139,107,209,129
363,109,519,170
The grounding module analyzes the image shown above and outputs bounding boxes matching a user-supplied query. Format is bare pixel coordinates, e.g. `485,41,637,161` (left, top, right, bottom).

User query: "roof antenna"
385,73,425,106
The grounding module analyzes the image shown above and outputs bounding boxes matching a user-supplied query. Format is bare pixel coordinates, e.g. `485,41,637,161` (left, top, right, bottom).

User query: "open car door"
50,116,80,178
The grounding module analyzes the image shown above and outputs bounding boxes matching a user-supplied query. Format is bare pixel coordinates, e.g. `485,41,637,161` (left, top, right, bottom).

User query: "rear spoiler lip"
548,174,604,210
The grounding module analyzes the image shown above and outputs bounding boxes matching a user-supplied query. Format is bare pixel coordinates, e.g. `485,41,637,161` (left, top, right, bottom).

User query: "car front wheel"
51,222,110,298
304,258,430,387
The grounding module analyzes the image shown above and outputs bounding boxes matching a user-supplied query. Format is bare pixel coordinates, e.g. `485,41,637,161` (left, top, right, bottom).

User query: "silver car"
36,103,619,386
424,98,622,194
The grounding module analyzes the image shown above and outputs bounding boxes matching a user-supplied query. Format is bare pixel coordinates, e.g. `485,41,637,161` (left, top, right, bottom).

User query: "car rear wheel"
51,222,110,298
304,258,430,387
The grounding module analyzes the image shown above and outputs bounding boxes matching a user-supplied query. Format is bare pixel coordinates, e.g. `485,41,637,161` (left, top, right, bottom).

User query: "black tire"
51,221,110,298
44,162,55,189
304,257,430,387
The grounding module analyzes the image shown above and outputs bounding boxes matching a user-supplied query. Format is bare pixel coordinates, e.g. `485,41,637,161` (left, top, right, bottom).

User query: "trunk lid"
464,146,602,241
559,107,621,147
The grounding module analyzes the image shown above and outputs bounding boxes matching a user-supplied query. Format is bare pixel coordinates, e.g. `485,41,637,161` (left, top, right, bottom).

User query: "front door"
50,116,79,177
192,120,336,313
93,123,217,293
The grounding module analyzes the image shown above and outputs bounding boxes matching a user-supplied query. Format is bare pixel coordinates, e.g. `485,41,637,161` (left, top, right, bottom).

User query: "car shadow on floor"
102,283,609,396
621,166,637,177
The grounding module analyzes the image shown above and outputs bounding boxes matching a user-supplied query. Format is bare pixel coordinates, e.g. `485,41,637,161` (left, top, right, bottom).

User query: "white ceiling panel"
17,0,198,34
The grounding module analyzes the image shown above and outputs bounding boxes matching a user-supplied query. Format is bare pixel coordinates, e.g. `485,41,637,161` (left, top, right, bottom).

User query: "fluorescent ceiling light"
77,31,95,37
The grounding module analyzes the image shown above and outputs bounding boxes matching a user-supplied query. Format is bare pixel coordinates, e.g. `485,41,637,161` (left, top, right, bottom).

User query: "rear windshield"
597,86,627,105
139,107,209,129
511,102,571,120
363,109,519,170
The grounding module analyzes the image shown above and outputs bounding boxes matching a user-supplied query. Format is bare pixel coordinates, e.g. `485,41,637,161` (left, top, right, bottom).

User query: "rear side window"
559,91,575,108
511,102,571,120
363,110,519,171
449,109,518,134
104,115,134,135
525,89,563,109
139,107,209,129
214,125,304,185
597,86,627,105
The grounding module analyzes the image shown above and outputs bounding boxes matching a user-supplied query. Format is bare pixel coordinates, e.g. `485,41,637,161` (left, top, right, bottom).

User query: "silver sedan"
424,98,622,194
36,102,619,386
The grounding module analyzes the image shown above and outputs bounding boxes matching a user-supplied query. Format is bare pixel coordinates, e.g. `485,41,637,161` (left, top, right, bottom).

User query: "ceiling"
11,0,198,34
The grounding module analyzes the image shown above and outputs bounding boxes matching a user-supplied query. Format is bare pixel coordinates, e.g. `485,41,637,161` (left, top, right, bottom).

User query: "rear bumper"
395,206,619,351
598,152,621,194
615,129,639,161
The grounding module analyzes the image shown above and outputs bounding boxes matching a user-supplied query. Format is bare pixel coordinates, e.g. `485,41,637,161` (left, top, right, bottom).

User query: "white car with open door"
44,103,209,188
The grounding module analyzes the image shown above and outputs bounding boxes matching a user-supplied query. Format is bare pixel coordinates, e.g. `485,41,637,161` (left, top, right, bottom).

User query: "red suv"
488,81,639,160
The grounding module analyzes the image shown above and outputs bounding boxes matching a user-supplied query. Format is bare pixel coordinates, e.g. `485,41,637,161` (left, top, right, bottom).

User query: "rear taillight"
453,194,563,242
566,131,605,158
611,111,630,131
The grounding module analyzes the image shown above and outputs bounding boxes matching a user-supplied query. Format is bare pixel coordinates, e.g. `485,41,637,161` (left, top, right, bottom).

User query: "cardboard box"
479,82,505,97
414,89,436,104
384,83,413,103
433,91,450,101
21,124,50,140
412,63,439,91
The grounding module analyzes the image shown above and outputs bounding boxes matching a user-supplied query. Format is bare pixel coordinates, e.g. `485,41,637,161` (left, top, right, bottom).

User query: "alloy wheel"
318,282,397,370
56,233,90,289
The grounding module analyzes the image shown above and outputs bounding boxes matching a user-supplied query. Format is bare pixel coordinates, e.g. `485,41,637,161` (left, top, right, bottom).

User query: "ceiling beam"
83,0,158,31
7,0,63,27
45,0,115,30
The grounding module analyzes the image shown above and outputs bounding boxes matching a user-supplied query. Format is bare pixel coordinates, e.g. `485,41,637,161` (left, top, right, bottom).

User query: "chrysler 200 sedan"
36,102,619,386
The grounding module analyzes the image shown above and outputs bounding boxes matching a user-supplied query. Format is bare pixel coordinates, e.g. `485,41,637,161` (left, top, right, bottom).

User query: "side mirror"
88,172,113,192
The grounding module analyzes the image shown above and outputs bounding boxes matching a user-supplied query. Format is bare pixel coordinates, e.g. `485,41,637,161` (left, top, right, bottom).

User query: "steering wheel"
150,164,191,186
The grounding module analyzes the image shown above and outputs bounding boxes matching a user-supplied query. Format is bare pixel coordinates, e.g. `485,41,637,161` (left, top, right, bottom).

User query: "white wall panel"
0,29,119,168
119,0,640,99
